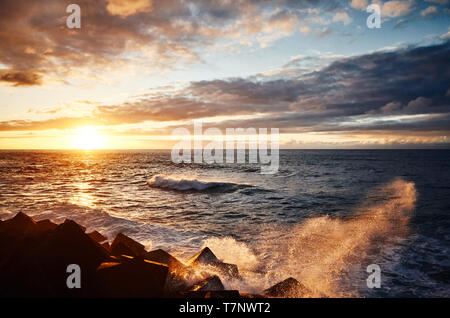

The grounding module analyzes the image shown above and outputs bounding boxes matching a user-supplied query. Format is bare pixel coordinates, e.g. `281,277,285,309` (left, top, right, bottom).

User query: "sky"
0,0,449,149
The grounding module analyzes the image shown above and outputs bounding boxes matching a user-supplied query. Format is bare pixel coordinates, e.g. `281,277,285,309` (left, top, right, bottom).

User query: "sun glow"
72,126,107,149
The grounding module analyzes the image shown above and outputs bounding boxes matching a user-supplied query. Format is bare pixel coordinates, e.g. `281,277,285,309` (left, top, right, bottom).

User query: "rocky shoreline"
0,212,307,298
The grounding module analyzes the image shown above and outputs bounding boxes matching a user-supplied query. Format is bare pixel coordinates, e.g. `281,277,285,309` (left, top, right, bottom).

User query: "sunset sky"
0,0,449,149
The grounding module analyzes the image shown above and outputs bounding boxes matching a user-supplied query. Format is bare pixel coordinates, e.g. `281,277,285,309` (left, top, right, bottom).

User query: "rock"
204,290,240,298
214,262,239,279
189,275,224,291
143,249,195,298
0,213,41,268
0,212,38,238
110,232,147,257
0,218,109,297
36,219,58,232
0,237,54,297
32,219,111,296
264,277,310,298
187,247,240,279
63,219,86,232
101,241,111,251
184,290,241,298
145,248,185,272
240,293,268,298
187,247,220,265
144,249,194,297
95,256,168,297
87,230,107,243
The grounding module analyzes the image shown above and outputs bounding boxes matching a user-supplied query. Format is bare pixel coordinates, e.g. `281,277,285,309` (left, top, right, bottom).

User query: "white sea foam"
196,179,417,297
147,174,233,191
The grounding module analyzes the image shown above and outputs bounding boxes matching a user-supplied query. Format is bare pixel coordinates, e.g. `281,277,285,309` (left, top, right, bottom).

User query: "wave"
197,178,417,297
147,174,243,192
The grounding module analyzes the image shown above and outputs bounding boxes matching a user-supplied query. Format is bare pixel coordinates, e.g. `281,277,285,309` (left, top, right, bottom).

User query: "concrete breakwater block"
189,275,225,292
264,277,310,298
145,248,186,272
187,247,240,279
110,232,147,257
87,230,107,244
95,257,168,297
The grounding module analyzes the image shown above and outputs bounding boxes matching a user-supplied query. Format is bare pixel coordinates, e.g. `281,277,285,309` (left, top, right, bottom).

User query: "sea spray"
201,179,417,297
202,237,259,272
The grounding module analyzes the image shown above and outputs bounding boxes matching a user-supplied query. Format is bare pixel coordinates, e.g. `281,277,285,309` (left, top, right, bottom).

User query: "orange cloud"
106,0,153,17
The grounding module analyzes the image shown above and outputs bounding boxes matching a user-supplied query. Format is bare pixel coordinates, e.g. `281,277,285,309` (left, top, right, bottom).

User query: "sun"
72,126,107,149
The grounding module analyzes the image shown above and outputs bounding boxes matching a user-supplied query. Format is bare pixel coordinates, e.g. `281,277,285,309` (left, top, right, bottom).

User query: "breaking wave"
201,179,417,297
147,174,244,191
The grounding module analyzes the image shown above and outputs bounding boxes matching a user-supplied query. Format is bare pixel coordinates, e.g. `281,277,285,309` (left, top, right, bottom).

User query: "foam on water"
201,179,417,297
147,174,238,191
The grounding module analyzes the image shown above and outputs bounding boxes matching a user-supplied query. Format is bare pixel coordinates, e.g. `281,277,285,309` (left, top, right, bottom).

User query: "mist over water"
0,150,449,297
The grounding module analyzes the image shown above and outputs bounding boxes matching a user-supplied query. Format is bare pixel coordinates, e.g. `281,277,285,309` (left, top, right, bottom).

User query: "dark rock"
240,293,268,298
184,290,240,298
0,212,38,238
101,241,111,251
189,275,224,291
87,230,107,243
144,249,193,297
264,277,310,298
32,220,111,296
110,232,146,257
214,262,239,279
0,213,41,268
36,219,58,232
63,219,86,232
0,237,55,297
95,257,168,297
187,247,240,279
145,248,185,272
0,218,111,297
187,247,220,265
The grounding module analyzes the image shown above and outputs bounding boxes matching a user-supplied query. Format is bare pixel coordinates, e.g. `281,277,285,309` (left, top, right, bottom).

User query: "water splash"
204,179,417,297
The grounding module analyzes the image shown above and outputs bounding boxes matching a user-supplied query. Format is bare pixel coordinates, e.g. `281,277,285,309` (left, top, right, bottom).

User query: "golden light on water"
72,126,107,149
70,181,96,208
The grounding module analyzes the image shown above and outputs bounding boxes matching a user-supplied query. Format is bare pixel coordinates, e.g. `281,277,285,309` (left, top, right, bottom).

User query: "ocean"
0,149,449,297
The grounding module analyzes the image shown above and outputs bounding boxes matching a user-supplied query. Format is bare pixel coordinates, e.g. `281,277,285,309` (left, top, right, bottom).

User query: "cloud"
421,6,438,16
0,0,348,86
106,0,153,17
404,97,433,112
350,0,369,10
2,40,449,139
0,117,101,131
440,28,450,40
380,101,403,113
0,70,42,86
381,0,414,18
333,12,352,25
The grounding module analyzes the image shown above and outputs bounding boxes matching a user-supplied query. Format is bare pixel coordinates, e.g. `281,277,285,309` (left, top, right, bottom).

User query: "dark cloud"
0,0,346,85
98,40,450,135
0,70,42,86
1,40,449,139
0,117,101,131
